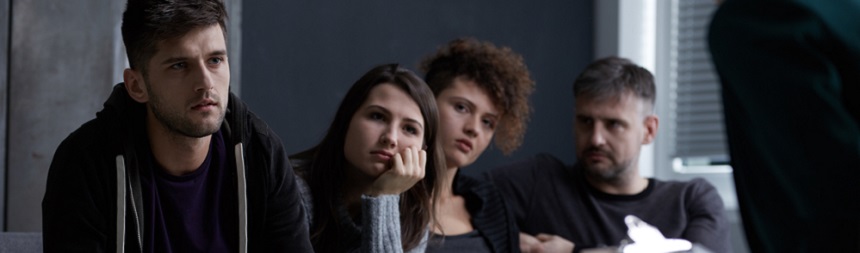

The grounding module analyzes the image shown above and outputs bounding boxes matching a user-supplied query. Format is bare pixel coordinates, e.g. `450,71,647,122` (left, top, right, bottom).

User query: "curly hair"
420,38,535,154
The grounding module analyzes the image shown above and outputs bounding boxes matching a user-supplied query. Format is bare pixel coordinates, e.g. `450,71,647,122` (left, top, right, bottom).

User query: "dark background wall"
241,1,593,177
4,0,126,231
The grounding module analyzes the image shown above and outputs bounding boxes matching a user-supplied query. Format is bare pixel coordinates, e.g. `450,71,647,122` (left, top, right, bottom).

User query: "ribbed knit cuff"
361,194,402,253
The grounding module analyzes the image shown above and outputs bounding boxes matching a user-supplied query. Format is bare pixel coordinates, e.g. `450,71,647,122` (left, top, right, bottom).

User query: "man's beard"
147,87,224,138
579,147,633,182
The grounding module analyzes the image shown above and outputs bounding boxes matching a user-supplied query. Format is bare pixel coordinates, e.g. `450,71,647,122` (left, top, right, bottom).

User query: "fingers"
391,151,404,172
536,233,554,242
417,149,426,178
400,147,424,179
404,146,414,175
520,233,544,253
394,147,414,175
535,234,575,253
366,147,424,196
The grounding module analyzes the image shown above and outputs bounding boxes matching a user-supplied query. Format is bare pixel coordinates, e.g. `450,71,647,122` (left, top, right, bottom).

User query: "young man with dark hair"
42,1,312,252
489,57,730,253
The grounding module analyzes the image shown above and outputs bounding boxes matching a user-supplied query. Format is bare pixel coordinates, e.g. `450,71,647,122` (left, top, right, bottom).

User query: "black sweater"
449,172,520,253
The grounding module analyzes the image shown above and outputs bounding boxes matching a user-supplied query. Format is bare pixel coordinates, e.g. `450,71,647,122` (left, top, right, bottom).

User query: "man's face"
573,92,656,181
142,24,230,138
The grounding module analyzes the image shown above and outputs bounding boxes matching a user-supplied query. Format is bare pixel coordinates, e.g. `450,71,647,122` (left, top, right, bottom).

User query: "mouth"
370,150,394,161
455,139,473,153
191,99,218,111
584,150,610,162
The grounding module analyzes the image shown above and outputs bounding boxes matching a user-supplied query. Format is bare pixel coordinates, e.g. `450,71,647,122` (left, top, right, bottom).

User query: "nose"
464,115,480,138
379,126,398,148
193,63,215,92
588,124,606,147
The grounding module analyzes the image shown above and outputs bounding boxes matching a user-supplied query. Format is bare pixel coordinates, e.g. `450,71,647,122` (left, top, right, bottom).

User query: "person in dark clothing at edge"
488,57,731,253
420,38,534,253
709,0,860,252
42,0,312,252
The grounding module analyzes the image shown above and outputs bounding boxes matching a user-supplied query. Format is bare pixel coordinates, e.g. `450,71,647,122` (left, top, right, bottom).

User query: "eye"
369,112,385,121
482,118,496,129
169,62,187,70
404,125,419,135
208,57,224,65
454,103,469,113
577,117,593,125
607,120,624,130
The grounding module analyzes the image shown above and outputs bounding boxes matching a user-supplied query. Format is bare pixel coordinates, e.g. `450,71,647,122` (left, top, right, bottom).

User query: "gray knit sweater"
295,176,428,253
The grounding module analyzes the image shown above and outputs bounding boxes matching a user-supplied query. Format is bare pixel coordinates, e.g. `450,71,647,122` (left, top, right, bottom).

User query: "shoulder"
245,112,281,148
457,172,507,208
228,95,290,172
227,95,299,196
46,117,118,205
226,93,281,146
289,155,312,178
455,173,499,200
651,178,723,209
454,172,482,189
669,178,719,197
651,177,715,191
294,175,312,200
455,174,519,253
53,116,121,167
684,178,722,203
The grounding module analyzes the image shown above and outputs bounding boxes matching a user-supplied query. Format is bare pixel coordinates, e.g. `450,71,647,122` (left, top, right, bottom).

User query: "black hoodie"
42,83,312,253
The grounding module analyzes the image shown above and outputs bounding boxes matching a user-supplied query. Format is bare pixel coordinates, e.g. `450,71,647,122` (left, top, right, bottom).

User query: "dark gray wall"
242,1,593,176
7,0,126,232
0,0,8,231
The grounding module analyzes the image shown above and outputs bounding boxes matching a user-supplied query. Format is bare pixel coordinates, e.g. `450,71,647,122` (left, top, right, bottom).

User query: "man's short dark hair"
121,0,228,75
573,56,655,109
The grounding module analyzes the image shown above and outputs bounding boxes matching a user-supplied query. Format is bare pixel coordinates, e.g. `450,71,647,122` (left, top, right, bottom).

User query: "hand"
520,233,545,253
366,147,426,196
536,233,574,253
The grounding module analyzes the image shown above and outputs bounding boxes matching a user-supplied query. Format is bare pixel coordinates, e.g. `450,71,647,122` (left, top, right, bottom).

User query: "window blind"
669,0,730,170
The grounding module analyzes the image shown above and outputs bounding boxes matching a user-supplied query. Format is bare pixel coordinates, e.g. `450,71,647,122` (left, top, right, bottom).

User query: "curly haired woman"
421,38,535,253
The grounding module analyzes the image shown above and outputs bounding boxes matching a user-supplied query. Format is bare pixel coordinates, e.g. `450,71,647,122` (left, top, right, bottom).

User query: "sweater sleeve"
360,195,427,253
681,179,730,253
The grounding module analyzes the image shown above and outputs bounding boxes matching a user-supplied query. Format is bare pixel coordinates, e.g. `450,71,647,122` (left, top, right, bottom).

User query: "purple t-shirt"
141,130,237,253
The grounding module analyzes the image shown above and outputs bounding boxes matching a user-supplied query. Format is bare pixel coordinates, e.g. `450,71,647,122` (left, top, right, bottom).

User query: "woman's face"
436,77,500,169
344,83,425,178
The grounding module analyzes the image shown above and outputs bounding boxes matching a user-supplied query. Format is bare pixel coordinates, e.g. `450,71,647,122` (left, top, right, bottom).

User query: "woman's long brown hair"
292,63,444,252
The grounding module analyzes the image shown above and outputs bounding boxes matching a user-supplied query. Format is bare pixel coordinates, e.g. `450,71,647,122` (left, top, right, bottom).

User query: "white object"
621,215,693,253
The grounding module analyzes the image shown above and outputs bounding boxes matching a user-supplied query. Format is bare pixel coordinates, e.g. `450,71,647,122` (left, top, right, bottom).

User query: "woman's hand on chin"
366,147,426,196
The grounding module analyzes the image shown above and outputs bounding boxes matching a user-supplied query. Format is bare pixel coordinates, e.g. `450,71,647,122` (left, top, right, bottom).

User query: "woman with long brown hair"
291,63,445,252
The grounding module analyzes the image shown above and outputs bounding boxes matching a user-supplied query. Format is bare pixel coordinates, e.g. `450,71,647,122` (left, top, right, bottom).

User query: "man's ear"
124,68,148,103
642,114,659,145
